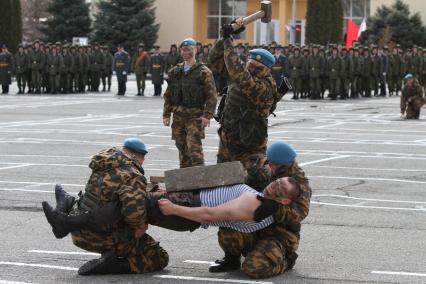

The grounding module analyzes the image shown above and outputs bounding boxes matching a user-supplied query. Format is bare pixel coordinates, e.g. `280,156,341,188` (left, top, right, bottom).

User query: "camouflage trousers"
72,230,169,273
218,227,294,279
172,115,205,168
404,99,424,119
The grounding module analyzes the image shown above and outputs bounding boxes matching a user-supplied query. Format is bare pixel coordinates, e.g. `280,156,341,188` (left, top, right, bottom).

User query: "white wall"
154,0,195,52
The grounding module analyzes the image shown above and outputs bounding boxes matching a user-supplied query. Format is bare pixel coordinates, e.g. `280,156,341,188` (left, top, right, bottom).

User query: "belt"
0,63,9,67
153,64,161,68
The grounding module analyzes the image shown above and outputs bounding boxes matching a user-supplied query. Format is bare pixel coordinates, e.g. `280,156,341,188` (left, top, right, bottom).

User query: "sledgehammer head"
261,0,272,23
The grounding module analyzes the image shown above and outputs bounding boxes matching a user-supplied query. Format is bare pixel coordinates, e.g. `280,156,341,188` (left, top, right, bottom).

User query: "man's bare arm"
158,192,261,223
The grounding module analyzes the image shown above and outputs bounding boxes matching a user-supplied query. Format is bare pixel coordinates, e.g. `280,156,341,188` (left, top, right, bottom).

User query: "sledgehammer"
231,0,272,30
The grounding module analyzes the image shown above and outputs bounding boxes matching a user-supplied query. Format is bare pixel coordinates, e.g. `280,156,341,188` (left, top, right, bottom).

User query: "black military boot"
78,251,132,275
209,254,241,273
42,201,91,239
285,251,298,271
55,184,76,213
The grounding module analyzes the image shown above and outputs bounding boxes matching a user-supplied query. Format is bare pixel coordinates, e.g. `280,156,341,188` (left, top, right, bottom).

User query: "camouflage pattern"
401,79,424,119
70,147,168,273
217,160,311,279
163,62,217,168
209,38,276,167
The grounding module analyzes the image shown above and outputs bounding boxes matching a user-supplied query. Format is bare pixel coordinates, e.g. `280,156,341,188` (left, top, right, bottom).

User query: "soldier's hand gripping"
199,116,210,128
163,117,171,126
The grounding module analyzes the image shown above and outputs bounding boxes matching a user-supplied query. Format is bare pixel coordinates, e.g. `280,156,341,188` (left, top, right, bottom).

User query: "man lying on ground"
42,176,300,275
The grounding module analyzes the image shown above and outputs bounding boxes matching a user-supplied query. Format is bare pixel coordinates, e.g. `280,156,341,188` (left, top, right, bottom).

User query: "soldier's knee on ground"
218,228,255,257
128,244,169,273
241,240,287,279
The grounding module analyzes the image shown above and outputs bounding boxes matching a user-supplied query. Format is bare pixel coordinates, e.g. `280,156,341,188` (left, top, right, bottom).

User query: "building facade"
154,0,426,50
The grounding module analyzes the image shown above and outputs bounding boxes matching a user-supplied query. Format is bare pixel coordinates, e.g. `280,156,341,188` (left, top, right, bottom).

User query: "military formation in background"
1,41,425,111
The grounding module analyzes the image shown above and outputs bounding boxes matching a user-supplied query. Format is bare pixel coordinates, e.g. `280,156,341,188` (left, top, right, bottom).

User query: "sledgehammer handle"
231,11,265,31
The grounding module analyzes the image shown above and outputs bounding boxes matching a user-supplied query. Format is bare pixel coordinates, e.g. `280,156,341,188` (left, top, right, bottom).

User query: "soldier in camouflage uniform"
14,44,30,94
163,38,217,168
46,44,64,94
209,20,277,176
132,43,151,96
42,138,169,275
29,40,45,93
401,74,424,119
211,141,311,279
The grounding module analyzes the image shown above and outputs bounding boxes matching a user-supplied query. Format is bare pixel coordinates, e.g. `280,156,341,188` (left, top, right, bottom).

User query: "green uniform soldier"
341,48,353,99
29,40,45,93
307,45,325,100
370,46,381,96
163,38,217,168
165,44,183,73
41,43,49,93
0,44,13,94
102,46,114,92
85,45,92,91
24,44,33,93
288,47,305,99
151,45,165,96
350,47,362,98
389,46,404,96
409,46,423,78
326,47,344,100
78,46,90,93
319,47,328,99
14,44,30,94
132,43,151,96
61,45,74,93
70,46,81,93
90,43,105,92
420,49,426,91
361,47,373,97
46,45,64,94
401,74,424,119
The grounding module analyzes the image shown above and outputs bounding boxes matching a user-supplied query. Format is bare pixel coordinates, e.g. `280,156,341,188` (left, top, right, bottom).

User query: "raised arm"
158,192,261,223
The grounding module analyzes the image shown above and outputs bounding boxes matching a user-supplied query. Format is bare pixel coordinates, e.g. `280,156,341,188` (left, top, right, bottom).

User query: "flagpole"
290,0,296,45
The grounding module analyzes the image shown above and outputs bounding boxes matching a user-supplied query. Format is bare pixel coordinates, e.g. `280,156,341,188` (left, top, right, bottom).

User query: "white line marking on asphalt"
153,275,273,284
311,201,426,212
313,194,426,204
0,164,31,170
371,270,426,277
308,165,426,172
0,261,77,271
28,250,99,256
314,122,346,129
310,176,426,184
299,155,351,166
0,280,33,284
183,260,216,265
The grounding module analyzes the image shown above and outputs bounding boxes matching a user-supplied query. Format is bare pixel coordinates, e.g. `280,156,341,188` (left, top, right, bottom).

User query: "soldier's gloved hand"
230,18,246,35
221,24,234,39
254,195,280,222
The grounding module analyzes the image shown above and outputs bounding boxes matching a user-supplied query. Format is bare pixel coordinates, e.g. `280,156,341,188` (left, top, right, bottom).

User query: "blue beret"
249,48,276,68
404,73,413,80
180,38,196,48
123,138,148,155
266,141,297,165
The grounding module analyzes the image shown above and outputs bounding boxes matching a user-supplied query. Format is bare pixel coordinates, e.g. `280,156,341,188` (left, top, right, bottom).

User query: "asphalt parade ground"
0,78,425,284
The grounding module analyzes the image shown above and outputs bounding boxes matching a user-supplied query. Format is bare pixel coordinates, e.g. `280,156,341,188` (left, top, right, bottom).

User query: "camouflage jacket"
255,161,311,251
401,80,424,112
78,147,148,230
163,62,217,120
209,39,277,146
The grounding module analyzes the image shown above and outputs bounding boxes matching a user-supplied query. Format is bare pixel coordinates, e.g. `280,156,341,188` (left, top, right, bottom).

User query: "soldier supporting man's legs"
72,230,169,273
172,116,205,168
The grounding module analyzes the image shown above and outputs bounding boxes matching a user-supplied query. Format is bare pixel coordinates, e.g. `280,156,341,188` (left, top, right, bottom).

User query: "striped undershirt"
199,184,274,233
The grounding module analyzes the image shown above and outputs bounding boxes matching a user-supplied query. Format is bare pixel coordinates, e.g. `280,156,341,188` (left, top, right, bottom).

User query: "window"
343,0,370,27
207,0,247,39
254,20,280,45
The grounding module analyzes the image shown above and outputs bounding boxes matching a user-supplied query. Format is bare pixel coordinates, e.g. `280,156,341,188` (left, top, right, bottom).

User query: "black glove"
221,24,234,39
254,195,280,222
230,20,246,35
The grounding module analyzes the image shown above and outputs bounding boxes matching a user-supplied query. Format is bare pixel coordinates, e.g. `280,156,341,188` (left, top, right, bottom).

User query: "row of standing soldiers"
232,44,426,100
